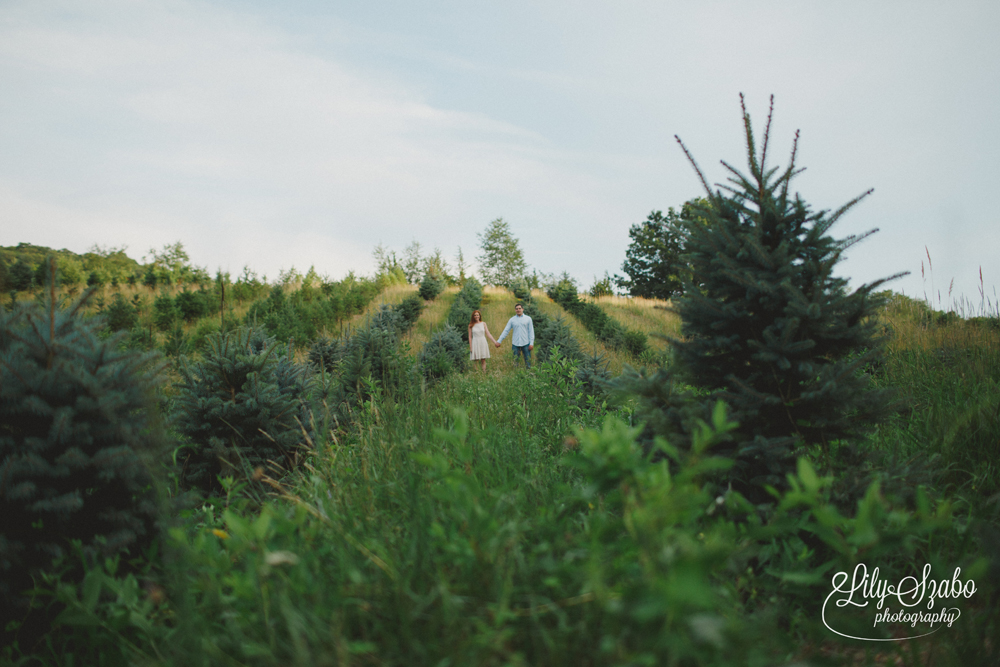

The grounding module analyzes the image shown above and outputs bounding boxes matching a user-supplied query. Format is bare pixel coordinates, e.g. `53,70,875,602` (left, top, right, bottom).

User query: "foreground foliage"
0,279,165,645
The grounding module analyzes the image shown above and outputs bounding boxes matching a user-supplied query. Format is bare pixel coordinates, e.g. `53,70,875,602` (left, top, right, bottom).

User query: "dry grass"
401,287,457,353
528,290,633,375
579,294,681,353
881,294,1000,355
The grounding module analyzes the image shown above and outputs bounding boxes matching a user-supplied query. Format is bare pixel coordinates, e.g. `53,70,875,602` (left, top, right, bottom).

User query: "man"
495,303,535,369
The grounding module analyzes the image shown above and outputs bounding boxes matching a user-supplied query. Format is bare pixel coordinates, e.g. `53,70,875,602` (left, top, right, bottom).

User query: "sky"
1,0,997,311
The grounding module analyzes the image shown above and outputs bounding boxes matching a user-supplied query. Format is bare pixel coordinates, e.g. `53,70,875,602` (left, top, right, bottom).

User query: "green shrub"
418,273,445,300
153,291,180,331
418,324,467,379
0,285,165,641
175,288,210,322
395,293,424,330
104,292,138,332
9,260,34,291
174,327,312,493
511,277,531,302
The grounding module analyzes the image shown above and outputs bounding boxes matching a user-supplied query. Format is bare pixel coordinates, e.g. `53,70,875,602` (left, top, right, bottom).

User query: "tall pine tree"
625,96,902,497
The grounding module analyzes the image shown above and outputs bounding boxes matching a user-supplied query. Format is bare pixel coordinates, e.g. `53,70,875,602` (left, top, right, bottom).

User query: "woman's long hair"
468,310,482,329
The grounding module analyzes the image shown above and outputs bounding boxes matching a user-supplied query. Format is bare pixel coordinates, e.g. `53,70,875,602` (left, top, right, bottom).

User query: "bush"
0,285,164,640
307,299,421,427
9,260,34,291
104,292,138,332
511,277,531,302
418,273,445,301
176,288,210,322
395,293,425,330
174,327,312,493
418,324,467,379
153,291,180,331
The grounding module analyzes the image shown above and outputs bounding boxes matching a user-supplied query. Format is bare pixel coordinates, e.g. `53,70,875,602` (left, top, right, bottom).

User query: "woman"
468,309,498,372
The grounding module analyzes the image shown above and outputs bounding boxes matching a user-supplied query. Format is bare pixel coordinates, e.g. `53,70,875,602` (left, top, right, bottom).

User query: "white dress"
470,322,491,360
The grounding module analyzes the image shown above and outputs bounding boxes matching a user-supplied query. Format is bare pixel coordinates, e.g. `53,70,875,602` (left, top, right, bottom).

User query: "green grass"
863,294,1000,497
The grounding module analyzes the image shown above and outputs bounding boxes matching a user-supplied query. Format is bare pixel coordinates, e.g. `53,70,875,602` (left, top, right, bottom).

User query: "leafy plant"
615,202,708,299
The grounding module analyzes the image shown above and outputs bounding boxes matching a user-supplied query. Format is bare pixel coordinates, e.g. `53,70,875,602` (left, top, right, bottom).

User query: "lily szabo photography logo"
822,563,976,641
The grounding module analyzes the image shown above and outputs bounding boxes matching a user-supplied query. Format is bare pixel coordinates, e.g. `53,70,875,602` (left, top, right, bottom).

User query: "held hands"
529,345,534,351
495,341,501,348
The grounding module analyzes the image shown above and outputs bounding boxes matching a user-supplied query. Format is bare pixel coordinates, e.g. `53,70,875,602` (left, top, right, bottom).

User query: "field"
579,293,681,354
2,267,999,667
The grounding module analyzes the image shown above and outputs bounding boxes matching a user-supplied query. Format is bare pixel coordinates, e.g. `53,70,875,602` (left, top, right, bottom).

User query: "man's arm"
497,318,512,343
528,317,535,348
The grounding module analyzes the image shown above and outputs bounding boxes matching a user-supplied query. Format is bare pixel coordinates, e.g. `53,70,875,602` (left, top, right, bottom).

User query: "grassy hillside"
528,289,634,374
580,294,681,354
3,277,998,666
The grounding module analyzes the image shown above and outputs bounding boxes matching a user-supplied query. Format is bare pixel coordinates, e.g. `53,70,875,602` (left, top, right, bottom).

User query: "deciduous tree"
615,200,707,300
477,218,527,287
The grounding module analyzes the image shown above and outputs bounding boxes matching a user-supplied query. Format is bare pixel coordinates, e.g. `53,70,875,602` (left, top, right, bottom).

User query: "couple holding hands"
468,303,535,371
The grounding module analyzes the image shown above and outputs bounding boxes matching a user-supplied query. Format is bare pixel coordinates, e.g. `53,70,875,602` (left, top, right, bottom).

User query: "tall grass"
401,286,456,352
527,290,633,374
865,293,1000,497
580,294,681,353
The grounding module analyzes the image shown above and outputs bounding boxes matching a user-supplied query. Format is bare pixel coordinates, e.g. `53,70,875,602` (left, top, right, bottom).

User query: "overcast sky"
1,1,997,310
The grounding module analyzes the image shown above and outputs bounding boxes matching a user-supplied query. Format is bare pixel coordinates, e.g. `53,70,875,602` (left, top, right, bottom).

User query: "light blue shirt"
497,314,534,347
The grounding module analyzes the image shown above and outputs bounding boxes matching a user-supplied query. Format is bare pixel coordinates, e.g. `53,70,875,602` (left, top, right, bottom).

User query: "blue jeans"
512,344,531,369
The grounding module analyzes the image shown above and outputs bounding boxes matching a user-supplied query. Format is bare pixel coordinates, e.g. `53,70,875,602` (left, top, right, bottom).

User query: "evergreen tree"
446,277,483,342
454,246,468,285
0,276,164,635
176,288,208,322
10,260,34,291
174,327,312,492
589,272,615,297
625,96,901,496
418,324,467,379
418,272,445,300
104,292,139,331
477,218,527,287
153,291,180,331
421,247,451,282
